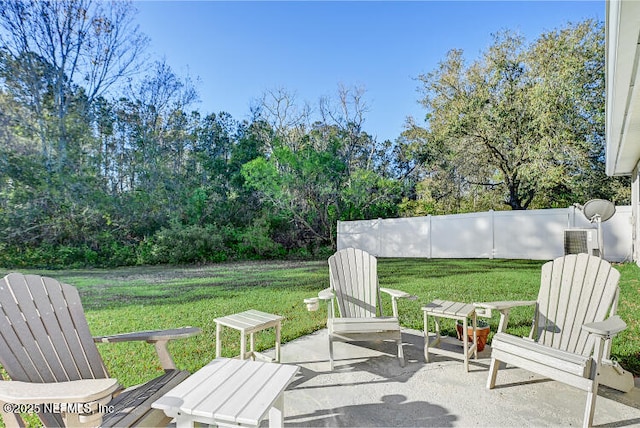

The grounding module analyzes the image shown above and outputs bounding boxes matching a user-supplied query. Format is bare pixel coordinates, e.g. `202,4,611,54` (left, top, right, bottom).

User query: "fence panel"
430,212,493,258
377,217,431,257
337,219,379,254
336,206,632,262
599,205,633,262
493,209,569,260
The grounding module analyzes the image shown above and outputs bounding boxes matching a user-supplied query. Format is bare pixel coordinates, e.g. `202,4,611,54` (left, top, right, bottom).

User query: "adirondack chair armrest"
474,300,537,312
474,300,537,332
94,326,201,371
93,326,200,344
0,378,120,406
379,287,415,300
582,315,627,338
474,300,536,316
318,288,335,300
380,287,416,317
315,288,337,320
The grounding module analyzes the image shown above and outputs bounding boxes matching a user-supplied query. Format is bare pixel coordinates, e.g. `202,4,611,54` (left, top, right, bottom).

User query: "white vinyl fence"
337,206,633,262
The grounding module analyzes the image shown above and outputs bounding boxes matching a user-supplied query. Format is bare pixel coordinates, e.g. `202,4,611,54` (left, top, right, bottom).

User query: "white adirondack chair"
318,248,413,370
0,273,200,427
476,254,633,428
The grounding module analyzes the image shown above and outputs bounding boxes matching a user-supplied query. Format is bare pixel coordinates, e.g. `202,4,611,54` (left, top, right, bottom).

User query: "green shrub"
0,229,143,269
135,238,155,265
0,244,95,269
236,218,284,259
143,223,229,264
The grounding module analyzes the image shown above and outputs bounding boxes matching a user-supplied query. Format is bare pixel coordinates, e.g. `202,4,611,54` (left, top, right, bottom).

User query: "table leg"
462,317,469,372
433,316,442,347
268,393,285,428
216,322,222,358
241,330,246,360
423,311,430,362
275,322,281,363
174,416,195,428
250,332,255,360
472,312,478,360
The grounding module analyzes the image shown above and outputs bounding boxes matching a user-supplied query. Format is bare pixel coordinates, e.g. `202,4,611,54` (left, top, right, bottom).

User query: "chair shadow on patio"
285,393,456,427
284,330,431,392
280,330,458,427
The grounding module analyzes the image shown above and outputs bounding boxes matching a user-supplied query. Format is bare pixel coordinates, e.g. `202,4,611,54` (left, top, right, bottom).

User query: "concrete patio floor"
264,328,640,427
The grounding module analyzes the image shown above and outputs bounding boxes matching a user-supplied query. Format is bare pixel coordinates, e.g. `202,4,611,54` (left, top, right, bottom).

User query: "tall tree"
0,0,147,171
108,60,198,233
404,20,626,212
243,85,401,248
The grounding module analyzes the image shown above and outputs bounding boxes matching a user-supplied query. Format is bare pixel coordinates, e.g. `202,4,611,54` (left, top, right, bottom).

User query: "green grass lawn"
1,258,638,389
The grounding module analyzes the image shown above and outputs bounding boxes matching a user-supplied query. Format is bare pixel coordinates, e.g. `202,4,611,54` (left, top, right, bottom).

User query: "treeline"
0,1,629,268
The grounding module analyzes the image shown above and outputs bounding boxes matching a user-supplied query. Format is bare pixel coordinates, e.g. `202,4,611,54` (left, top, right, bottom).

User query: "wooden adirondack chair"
0,273,201,427
476,254,633,428
318,248,413,370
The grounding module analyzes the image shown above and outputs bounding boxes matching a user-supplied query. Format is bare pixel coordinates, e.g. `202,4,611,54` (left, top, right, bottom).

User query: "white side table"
152,358,299,428
215,309,284,362
422,299,478,371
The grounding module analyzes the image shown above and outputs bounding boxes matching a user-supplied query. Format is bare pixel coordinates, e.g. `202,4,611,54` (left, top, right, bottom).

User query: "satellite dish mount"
573,199,616,259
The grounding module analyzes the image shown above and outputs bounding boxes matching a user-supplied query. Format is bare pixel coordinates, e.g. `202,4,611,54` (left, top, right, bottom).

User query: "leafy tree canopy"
0,9,629,268
400,20,629,213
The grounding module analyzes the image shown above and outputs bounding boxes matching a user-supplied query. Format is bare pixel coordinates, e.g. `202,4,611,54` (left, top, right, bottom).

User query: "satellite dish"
582,199,616,223
571,199,616,259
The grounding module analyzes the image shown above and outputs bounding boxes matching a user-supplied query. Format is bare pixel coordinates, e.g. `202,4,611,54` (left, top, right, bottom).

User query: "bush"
0,244,97,269
236,218,285,259
141,223,229,264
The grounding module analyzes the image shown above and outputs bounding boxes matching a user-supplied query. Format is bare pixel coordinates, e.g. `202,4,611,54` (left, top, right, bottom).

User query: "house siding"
633,162,640,265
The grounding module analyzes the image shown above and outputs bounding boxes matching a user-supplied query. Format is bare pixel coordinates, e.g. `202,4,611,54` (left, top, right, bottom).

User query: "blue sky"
134,1,604,143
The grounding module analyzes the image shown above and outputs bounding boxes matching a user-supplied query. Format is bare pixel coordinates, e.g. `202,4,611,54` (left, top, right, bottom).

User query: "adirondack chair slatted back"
534,254,620,356
328,248,381,318
0,273,109,384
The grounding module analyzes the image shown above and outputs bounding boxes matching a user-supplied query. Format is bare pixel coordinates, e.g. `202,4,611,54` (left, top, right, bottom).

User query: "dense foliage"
0,1,629,267
399,20,629,214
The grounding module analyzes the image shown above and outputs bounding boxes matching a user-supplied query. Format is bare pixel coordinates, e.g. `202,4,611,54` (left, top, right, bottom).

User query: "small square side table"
152,358,299,428
215,309,283,362
422,299,478,371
